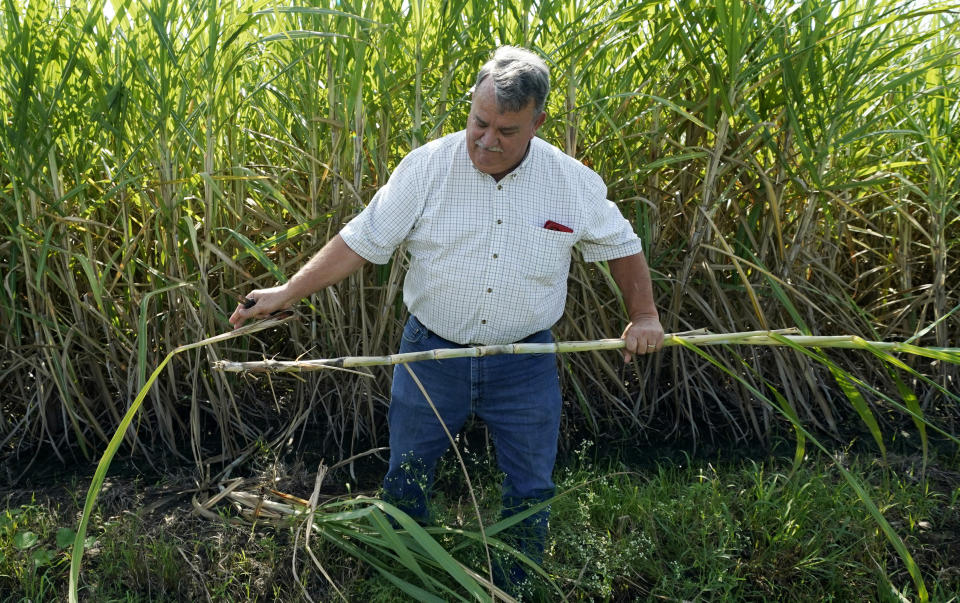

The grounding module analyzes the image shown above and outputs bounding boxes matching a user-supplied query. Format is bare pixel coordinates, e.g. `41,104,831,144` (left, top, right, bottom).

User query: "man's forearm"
608,252,659,321
229,233,367,327
285,233,368,301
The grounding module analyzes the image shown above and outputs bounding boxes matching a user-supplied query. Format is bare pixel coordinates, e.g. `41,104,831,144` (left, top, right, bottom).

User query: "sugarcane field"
1,0,959,601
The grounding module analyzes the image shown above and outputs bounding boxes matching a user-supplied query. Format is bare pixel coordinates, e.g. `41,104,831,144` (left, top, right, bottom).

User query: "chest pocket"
515,225,576,284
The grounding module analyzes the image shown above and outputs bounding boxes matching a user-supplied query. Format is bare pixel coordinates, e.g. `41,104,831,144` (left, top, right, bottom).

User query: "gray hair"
474,46,550,115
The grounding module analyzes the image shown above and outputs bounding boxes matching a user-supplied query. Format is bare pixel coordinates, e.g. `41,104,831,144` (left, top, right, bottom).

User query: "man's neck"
491,141,532,182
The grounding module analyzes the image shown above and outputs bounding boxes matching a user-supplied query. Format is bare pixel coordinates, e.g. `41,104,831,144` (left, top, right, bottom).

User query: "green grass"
4,442,959,601
1,469,335,601
430,439,960,602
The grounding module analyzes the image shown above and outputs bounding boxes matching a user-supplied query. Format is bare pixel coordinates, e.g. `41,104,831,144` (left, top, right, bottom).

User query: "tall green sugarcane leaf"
830,366,886,459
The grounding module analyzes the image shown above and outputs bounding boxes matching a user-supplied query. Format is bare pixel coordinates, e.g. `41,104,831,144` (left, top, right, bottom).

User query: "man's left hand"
620,315,665,362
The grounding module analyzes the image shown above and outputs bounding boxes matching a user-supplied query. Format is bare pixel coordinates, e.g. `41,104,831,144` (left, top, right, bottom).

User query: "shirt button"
497,184,503,190
492,253,498,259
486,288,493,293
496,219,502,224
481,320,487,325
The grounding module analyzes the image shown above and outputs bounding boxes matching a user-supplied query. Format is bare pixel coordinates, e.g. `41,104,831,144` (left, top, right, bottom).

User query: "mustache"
474,140,503,153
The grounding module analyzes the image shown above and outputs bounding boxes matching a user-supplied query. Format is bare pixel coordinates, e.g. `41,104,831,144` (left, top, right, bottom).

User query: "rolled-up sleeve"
340,153,425,264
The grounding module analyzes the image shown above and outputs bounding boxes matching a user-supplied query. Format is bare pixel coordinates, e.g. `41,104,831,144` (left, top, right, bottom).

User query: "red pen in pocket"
543,220,573,233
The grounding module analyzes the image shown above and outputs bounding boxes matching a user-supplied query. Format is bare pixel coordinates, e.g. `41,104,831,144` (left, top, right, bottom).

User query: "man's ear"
533,111,546,132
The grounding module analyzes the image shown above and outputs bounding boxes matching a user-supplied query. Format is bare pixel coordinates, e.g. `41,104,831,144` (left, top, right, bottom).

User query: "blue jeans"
382,315,562,573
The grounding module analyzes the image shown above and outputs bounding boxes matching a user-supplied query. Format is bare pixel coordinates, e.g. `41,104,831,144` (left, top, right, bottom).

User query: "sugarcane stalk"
211,327,960,374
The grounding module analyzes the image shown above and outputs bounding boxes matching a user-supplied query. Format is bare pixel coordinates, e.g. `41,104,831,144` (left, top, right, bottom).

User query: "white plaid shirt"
340,131,643,345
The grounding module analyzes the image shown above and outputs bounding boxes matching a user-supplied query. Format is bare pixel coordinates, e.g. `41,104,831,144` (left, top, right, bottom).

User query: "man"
230,46,664,588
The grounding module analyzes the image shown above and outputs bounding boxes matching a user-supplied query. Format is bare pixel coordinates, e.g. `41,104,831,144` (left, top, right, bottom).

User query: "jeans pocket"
401,315,429,346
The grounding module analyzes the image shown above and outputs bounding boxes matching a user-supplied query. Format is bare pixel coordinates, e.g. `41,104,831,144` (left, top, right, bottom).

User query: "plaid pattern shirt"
340,131,643,345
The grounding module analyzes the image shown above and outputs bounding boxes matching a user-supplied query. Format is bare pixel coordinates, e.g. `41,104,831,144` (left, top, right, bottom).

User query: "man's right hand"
228,285,295,329
228,234,368,329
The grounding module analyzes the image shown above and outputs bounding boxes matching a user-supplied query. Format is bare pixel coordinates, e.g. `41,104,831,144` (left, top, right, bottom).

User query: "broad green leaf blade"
829,366,886,459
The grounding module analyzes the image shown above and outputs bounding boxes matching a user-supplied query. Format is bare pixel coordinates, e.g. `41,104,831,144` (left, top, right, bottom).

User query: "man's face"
466,78,545,180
